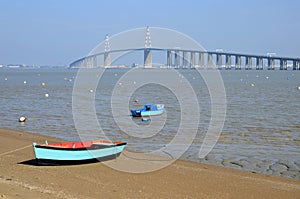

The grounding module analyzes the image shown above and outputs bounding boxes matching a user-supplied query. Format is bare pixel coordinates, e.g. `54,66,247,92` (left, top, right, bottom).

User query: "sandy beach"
0,128,299,199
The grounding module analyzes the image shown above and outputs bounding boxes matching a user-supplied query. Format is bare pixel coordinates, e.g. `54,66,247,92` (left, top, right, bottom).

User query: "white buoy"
266,76,269,79
4,77,7,81
23,81,27,84
297,86,300,90
89,89,94,93
45,93,49,97
19,117,26,122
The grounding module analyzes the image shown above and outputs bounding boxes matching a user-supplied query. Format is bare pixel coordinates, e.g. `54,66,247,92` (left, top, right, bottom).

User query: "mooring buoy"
19,117,27,122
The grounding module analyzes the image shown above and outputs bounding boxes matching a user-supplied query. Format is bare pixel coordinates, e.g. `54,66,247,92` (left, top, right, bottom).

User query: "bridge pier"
82,59,86,68
235,56,241,70
293,60,296,70
245,56,252,70
267,58,275,70
190,52,196,68
280,59,288,70
182,51,189,68
199,52,205,68
175,50,180,68
217,54,222,69
93,56,97,67
225,55,231,70
86,57,92,68
256,57,263,70
104,52,111,66
207,53,213,68
293,60,300,70
279,59,283,70
144,48,152,67
89,57,94,68
85,58,89,68
283,60,288,70
167,50,172,68
250,57,253,70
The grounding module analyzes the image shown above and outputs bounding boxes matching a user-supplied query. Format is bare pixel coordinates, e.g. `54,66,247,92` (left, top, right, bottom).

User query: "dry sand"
0,128,299,199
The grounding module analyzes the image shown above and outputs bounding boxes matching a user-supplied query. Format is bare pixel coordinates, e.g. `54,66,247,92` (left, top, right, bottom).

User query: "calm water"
1,68,300,178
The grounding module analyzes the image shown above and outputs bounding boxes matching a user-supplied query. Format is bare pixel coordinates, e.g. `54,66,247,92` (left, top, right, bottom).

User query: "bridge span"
69,27,300,70
69,47,300,70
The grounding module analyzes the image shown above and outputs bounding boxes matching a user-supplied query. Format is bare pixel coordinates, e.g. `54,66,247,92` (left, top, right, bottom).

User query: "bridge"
69,27,300,70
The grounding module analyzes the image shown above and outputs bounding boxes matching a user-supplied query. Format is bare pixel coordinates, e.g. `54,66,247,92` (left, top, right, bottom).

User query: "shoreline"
0,128,299,198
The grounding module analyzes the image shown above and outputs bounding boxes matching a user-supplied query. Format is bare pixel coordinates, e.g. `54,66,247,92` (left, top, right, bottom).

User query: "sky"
0,0,299,66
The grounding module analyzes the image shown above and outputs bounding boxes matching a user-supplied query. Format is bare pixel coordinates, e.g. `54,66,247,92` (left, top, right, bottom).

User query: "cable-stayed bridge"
69,27,300,70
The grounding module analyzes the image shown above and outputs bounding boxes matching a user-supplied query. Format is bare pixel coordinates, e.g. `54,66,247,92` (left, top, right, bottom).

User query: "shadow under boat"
18,152,121,166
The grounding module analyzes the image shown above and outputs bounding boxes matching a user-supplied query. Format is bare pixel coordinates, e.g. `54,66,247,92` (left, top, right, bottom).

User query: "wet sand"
0,129,299,199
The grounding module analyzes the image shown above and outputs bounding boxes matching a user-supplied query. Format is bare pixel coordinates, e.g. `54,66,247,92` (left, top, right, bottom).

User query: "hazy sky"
0,0,299,65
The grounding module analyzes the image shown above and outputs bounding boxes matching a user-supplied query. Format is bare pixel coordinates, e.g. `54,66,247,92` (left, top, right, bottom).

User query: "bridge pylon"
104,34,111,67
144,26,152,67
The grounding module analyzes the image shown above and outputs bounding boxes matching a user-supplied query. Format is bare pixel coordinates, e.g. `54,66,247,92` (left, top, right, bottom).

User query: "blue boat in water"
131,104,164,117
32,140,126,162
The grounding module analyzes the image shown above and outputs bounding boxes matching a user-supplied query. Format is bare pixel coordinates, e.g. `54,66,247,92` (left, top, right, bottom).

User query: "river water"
0,68,299,179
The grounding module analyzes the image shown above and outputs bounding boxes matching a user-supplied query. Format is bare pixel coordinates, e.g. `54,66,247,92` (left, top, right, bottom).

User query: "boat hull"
32,142,126,161
141,110,164,117
131,110,164,117
131,104,164,117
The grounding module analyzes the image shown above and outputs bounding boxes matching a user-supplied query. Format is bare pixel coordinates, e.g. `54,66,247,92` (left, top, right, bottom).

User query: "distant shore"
0,128,299,198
